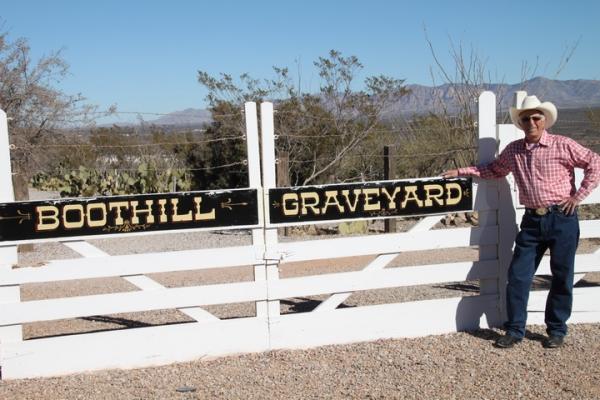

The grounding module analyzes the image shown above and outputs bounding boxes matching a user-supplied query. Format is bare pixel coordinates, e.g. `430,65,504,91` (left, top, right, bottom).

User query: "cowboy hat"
509,95,558,130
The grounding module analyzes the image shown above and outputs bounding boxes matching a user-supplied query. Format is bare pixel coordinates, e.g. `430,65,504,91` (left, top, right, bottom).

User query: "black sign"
0,188,259,243
268,178,472,225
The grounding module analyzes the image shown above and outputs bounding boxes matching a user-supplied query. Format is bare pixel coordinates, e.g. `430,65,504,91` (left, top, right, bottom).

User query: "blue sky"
1,1,599,122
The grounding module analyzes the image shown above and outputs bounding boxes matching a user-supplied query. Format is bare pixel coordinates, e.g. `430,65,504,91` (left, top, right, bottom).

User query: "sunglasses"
520,114,545,123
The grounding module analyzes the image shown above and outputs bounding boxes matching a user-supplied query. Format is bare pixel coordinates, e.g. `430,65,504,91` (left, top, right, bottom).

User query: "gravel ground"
3,208,600,397
1,324,599,399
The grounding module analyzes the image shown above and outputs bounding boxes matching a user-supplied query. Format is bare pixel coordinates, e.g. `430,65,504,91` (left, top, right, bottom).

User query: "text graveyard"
0,188,259,243
268,178,472,225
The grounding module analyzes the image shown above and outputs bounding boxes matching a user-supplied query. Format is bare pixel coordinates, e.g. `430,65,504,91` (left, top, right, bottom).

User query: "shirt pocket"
533,152,565,182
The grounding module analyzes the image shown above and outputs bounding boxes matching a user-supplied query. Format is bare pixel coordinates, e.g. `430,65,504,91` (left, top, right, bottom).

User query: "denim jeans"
504,207,580,339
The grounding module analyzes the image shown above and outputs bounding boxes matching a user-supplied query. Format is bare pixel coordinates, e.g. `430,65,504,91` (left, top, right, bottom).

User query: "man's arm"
560,139,600,215
442,147,513,179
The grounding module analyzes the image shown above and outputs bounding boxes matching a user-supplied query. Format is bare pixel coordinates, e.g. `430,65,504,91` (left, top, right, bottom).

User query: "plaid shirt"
459,131,600,208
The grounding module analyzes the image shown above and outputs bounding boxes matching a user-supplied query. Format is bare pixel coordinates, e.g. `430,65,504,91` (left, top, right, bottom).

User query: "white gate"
1,92,599,379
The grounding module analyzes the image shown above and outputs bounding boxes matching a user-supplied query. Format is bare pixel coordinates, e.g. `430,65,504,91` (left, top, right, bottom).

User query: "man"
442,95,600,348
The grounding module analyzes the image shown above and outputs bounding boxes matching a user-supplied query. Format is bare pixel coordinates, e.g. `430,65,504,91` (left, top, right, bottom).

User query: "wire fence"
12,135,245,150
9,106,600,188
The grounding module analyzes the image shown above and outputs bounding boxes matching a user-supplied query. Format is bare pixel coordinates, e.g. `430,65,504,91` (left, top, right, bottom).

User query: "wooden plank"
0,285,22,343
315,212,470,313
260,102,281,320
528,287,600,312
122,275,167,291
270,295,497,349
268,260,497,300
0,245,258,285
1,317,269,380
0,110,22,344
580,220,600,239
277,226,497,263
64,240,219,322
410,215,442,232
526,310,600,326
314,253,398,312
0,281,267,326
245,102,269,320
536,253,600,275
62,240,109,257
476,92,500,306
471,181,499,212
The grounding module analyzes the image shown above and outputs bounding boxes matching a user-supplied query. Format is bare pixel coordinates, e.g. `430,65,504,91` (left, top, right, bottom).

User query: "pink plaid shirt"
459,131,600,208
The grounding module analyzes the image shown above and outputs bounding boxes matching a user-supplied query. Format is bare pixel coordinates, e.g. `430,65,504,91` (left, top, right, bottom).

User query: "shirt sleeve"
566,139,600,202
457,146,512,179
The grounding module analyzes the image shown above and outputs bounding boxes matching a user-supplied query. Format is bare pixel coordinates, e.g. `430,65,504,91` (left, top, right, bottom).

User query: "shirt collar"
538,130,551,147
522,130,551,148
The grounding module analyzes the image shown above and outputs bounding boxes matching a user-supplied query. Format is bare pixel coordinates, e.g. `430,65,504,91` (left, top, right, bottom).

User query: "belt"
524,205,562,216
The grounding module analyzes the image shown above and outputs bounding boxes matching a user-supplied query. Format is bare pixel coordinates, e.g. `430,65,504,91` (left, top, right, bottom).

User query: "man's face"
519,109,546,142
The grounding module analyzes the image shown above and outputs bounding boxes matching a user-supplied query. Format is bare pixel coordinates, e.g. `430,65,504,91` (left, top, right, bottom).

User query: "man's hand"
559,197,580,215
441,169,460,179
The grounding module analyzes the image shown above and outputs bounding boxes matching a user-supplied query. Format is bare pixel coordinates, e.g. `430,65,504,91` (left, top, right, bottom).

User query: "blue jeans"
504,207,579,339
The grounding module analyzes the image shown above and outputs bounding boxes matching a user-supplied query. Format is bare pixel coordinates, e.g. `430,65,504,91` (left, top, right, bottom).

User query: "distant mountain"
394,77,600,115
146,77,600,127
149,108,212,126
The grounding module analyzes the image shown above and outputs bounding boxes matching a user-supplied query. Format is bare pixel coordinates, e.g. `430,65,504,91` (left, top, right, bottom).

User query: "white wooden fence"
1,92,600,379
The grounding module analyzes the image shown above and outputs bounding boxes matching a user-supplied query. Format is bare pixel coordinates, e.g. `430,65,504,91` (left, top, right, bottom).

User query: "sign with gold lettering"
0,188,259,243
268,178,472,225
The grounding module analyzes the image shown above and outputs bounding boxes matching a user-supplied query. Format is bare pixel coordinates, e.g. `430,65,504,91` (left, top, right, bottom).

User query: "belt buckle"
535,207,548,216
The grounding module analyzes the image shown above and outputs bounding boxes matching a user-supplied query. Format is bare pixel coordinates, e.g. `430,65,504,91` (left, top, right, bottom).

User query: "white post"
259,102,281,321
0,109,22,345
494,91,525,323
477,91,503,327
245,102,269,319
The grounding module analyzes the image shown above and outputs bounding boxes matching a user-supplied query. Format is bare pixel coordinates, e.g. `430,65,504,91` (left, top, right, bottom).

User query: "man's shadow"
455,136,518,334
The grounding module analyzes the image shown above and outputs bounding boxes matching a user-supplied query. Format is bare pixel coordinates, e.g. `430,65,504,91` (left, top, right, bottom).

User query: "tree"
175,101,249,190
194,50,410,187
0,29,95,199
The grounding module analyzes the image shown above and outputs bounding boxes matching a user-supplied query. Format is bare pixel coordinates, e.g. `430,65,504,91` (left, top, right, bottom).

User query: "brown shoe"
543,335,564,348
494,334,522,348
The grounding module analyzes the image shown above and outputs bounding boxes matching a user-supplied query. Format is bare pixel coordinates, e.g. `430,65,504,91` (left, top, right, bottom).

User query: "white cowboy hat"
509,95,557,130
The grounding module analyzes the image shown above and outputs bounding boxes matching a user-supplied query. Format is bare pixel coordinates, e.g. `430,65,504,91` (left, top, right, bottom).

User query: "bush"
31,163,191,197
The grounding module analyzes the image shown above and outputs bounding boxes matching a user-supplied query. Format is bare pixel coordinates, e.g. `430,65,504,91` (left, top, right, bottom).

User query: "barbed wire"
87,110,244,119
27,161,248,175
286,148,476,164
62,130,210,137
10,135,246,149
276,126,477,138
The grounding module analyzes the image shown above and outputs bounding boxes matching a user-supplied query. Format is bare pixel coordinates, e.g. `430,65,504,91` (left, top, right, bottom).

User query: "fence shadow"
456,140,517,332
27,319,192,340
574,278,600,288
280,298,353,314
80,315,154,328
434,282,479,293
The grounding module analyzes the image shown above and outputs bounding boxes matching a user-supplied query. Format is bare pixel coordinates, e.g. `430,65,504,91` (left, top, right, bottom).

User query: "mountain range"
146,77,600,127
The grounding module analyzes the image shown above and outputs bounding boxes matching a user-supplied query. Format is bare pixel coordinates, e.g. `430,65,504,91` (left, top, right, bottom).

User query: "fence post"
259,102,281,324
494,91,526,322
383,146,397,233
0,109,22,348
477,92,503,327
244,102,270,320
